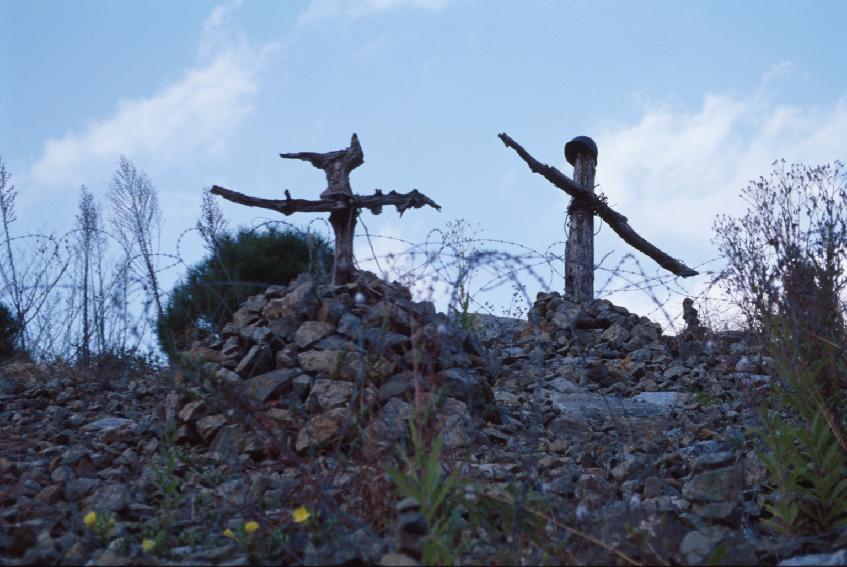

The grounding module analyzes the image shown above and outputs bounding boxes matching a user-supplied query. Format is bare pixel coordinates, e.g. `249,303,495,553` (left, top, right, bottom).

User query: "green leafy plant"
0,301,21,361
144,426,187,554
83,510,115,544
454,280,478,332
157,225,332,357
384,408,549,565
384,414,467,565
758,317,847,536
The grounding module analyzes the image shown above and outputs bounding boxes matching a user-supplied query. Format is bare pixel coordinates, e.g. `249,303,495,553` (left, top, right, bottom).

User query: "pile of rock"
4,271,847,565
466,292,837,564
173,271,498,460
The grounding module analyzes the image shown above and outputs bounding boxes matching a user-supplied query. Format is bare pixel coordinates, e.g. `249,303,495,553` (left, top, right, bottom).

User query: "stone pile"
3,272,846,565
174,270,498,461
467,292,843,564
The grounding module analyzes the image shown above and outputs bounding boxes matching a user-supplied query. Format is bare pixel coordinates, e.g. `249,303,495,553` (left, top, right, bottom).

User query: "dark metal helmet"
564,136,598,166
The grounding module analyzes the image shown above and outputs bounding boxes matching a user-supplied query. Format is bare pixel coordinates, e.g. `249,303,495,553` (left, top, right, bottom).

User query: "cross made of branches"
498,132,697,302
210,134,441,285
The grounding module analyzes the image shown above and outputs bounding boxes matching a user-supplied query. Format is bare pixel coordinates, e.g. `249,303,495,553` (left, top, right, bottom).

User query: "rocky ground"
1,271,846,565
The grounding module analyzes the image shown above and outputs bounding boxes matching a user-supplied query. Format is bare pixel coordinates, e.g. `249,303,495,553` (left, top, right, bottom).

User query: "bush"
713,160,846,337
713,160,847,536
157,225,332,358
0,301,21,361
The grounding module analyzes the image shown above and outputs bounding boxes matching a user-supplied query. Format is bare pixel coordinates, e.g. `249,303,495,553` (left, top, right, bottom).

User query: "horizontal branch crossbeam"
210,186,442,216
497,132,698,278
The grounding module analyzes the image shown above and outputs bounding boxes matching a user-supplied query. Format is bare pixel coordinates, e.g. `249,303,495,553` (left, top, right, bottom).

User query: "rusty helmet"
564,136,598,166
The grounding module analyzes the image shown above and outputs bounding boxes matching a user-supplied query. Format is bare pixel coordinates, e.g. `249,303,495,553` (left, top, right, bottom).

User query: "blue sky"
2,0,846,326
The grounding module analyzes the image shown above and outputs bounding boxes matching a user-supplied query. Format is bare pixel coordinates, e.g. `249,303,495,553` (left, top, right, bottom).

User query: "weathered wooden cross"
210,134,441,285
498,132,697,303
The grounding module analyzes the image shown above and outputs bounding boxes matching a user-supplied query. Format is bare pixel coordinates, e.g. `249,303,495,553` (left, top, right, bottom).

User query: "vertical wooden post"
329,206,358,285
564,136,598,302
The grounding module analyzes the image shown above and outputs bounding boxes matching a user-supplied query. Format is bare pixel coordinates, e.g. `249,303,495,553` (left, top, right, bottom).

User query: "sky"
2,0,846,329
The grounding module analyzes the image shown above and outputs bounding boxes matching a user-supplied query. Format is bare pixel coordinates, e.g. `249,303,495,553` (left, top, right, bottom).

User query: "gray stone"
215,367,242,386
294,321,335,349
298,349,357,379
501,346,528,362
662,365,687,379
679,526,731,565
81,416,136,432
86,483,130,512
364,328,410,353
178,400,205,422
435,397,472,450
210,424,241,455
632,391,687,408
295,408,347,452
337,312,363,338
292,374,313,399
435,367,488,405
238,324,271,345
242,369,295,401
692,501,736,520
235,344,273,377
361,398,412,460
307,379,355,411
601,323,630,345
690,451,735,473
196,414,227,443
546,377,581,394
261,275,317,320
682,465,743,502
780,548,847,566
50,465,73,483
379,372,413,401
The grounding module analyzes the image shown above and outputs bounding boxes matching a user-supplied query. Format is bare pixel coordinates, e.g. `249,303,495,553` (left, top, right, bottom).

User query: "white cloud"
595,90,847,248
28,1,274,189
580,67,847,328
298,0,447,25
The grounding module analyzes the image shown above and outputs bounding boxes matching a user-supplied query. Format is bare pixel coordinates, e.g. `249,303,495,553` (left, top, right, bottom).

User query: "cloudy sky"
2,0,846,326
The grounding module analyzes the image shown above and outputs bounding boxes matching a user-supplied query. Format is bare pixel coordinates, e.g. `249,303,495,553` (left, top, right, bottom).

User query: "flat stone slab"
543,390,676,421
632,391,687,408
81,417,136,432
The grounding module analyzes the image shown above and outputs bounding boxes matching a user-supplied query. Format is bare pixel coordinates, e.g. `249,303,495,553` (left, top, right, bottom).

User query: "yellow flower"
244,521,259,534
83,511,97,528
292,506,311,523
223,528,235,539
142,538,156,552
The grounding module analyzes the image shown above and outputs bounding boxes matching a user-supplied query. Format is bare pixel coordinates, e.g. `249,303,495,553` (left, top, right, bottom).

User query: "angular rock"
780,548,847,566
242,369,295,401
196,414,227,443
235,344,273,377
306,379,355,411
85,483,130,512
294,321,335,349
295,408,348,452
682,465,743,502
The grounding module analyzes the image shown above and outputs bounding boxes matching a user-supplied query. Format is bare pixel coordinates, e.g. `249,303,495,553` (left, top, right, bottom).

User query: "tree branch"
210,186,441,217
498,132,698,278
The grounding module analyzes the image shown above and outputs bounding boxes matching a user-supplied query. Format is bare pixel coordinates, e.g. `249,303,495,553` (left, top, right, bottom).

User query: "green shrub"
0,302,21,361
758,316,847,536
157,225,332,358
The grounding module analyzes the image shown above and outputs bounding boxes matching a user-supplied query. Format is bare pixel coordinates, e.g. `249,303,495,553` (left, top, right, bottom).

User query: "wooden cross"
498,132,697,303
210,134,441,285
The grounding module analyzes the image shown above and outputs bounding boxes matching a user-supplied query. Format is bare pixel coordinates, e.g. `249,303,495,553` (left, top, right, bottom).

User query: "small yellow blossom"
142,539,156,552
244,521,259,534
292,506,311,523
223,528,235,539
83,511,97,528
